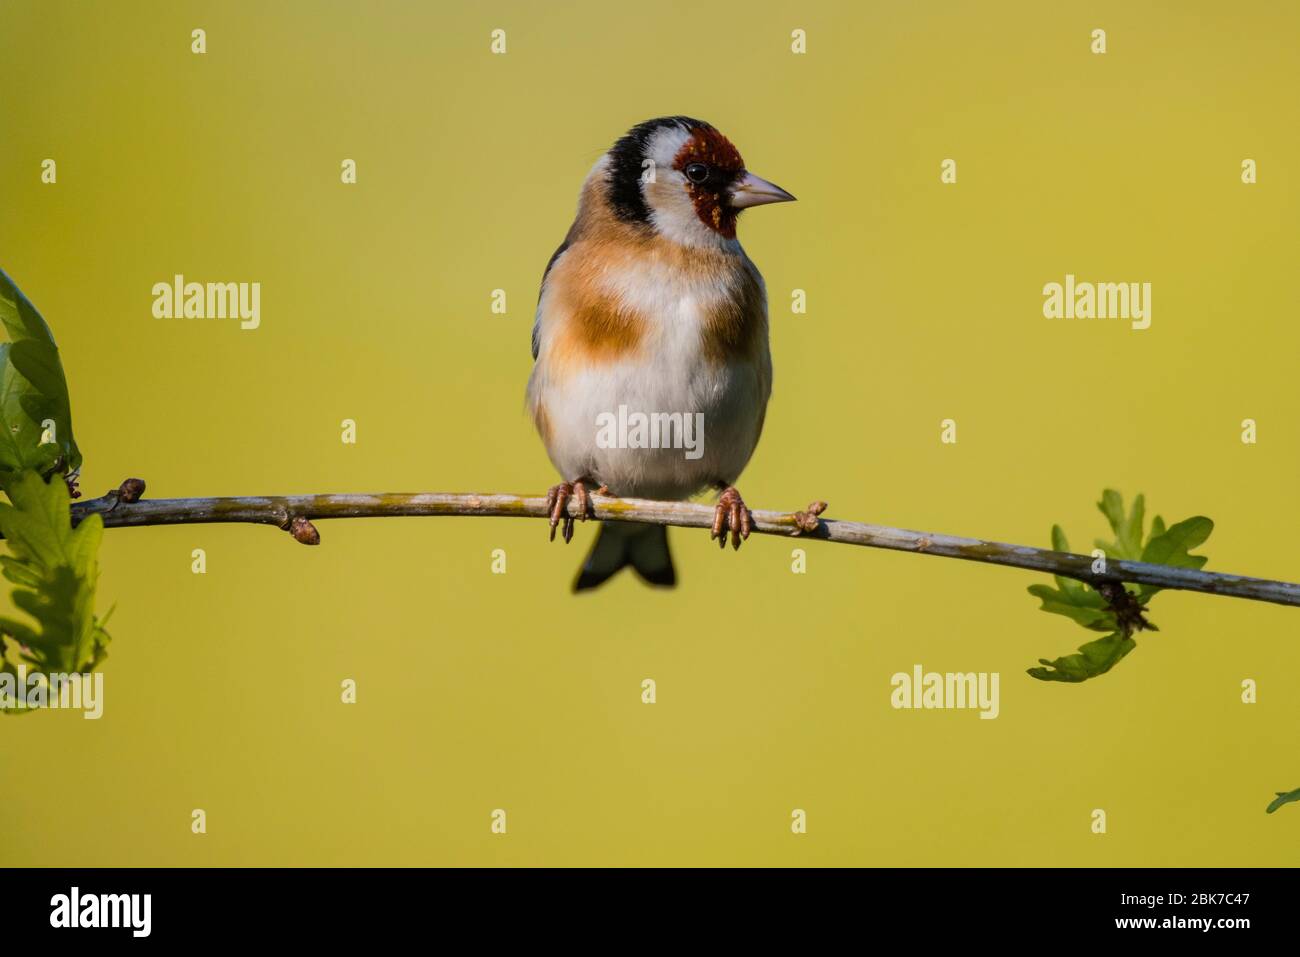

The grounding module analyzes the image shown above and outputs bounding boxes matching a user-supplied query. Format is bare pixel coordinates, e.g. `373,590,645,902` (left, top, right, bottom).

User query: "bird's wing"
532,238,572,361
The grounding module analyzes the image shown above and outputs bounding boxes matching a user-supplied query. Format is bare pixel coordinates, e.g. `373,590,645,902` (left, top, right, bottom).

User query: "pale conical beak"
728,170,797,209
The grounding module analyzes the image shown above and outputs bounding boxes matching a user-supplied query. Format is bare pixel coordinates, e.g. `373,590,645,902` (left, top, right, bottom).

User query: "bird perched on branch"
527,116,795,591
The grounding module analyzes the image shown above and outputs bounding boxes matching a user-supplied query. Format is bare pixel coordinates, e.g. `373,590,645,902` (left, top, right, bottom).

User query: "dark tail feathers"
573,523,676,592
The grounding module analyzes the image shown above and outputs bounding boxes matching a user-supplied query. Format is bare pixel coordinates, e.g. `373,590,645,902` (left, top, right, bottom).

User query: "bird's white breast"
529,251,770,501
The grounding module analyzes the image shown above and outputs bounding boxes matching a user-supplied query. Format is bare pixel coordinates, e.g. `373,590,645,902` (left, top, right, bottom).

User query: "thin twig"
65,488,1300,608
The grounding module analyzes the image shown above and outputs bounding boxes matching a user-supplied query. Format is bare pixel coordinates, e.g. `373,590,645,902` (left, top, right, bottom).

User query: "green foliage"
1266,788,1300,814
1095,490,1146,561
0,471,110,690
0,268,82,485
1027,491,1212,683
1028,632,1136,683
0,271,105,715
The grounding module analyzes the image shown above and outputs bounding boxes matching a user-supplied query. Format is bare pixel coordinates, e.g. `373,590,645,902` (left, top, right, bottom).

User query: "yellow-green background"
1,0,1296,866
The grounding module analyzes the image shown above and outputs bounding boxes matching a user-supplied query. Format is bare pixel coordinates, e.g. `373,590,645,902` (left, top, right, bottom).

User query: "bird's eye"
684,163,710,184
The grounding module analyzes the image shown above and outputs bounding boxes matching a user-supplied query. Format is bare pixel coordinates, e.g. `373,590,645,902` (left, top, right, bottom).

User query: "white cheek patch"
639,126,727,249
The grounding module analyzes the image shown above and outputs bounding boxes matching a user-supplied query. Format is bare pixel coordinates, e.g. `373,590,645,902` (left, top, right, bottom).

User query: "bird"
526,116,795,591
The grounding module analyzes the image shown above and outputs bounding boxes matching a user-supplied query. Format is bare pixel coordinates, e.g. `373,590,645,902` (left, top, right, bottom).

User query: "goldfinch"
527,116,795,591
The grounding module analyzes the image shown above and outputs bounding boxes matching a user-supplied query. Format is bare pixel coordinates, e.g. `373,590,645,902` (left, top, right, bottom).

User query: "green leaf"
1266,788,1300,814
1133,516,1212,602
1027,582,1114,631
1028,632,1136,683
0,269,82,486
1141,516,1212,569
1050,524,1070,554
1095,490,1146,560
1048,525,1090,601
1029,491,1214,683
0,471,109,699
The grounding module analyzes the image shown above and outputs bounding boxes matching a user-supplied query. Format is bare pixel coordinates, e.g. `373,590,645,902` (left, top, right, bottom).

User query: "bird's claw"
546,479,596,544
545,482,571,543
711,486,754,551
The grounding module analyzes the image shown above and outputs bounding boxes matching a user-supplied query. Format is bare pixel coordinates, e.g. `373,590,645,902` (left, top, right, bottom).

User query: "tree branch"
67,486,1300,608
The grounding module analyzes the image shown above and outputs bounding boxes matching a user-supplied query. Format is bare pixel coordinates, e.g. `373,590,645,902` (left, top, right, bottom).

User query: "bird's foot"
546,478,597,544
711,485,754,551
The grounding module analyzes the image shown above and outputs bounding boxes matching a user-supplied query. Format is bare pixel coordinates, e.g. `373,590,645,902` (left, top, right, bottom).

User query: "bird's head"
603,116,795,247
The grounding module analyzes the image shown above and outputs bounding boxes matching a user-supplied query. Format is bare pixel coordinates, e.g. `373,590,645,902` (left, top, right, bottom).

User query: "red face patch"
673,128,746,239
